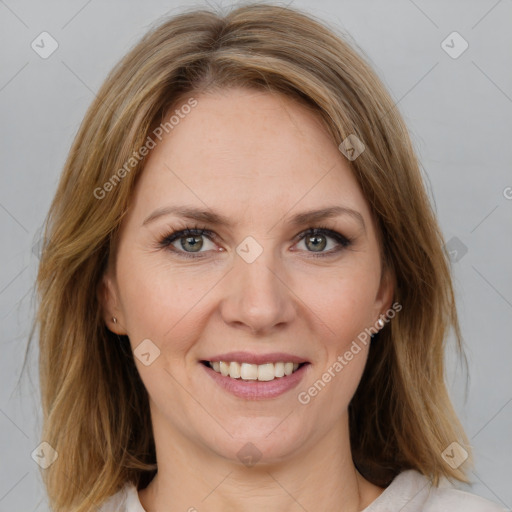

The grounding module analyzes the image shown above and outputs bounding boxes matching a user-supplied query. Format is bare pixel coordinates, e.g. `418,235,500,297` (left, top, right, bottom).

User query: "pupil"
182,235,203,252
307,235,326,252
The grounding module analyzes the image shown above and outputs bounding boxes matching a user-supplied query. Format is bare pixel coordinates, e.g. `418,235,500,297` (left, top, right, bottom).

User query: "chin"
197,417,309,467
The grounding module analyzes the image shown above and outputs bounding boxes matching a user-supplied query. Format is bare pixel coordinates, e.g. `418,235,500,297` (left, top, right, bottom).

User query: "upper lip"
203,351,309,365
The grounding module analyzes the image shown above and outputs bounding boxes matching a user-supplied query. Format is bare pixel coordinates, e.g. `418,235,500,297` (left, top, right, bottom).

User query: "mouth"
199,351,311,399
201,360,309,382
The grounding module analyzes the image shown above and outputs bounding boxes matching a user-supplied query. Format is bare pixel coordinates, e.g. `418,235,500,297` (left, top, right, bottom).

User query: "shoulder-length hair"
29,3,472,511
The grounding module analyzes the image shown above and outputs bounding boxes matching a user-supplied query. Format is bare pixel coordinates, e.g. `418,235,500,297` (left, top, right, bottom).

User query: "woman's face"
102,87,393,464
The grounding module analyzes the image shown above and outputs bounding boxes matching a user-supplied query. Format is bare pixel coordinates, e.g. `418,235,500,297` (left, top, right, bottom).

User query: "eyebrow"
142,205,366,233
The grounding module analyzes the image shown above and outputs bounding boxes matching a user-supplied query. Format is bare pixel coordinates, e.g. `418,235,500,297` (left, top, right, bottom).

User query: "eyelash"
156,224,353,260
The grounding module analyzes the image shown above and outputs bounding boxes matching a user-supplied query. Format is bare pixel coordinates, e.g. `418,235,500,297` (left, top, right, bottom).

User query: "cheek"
298,263,380,350
295,270,374,413
116,251,222,349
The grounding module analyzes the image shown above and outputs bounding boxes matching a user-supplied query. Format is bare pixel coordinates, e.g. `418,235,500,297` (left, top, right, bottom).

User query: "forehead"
128,88,373,228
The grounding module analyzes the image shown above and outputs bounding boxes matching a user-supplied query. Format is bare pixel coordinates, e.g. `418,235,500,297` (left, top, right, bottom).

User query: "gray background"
1,0,511,510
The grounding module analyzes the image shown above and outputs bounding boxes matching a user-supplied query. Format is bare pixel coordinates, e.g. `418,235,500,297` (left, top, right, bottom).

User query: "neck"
138,410,384,512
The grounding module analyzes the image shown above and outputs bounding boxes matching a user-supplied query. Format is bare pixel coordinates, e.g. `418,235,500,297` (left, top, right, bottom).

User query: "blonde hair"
28,3,472,510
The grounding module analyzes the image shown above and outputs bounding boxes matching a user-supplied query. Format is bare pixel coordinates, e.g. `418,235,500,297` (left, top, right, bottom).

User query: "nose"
219,242,296,335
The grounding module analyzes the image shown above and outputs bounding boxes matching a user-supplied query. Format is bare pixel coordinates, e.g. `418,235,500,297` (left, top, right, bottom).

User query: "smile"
200,352,311,399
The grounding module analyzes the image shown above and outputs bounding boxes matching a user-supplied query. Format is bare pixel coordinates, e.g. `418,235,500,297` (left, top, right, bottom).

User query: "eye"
293,226,353,257
156,224,353,259
157,226,218,258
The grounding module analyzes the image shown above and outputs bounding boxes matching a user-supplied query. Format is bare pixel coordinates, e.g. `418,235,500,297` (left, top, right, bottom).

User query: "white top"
98,469,508,511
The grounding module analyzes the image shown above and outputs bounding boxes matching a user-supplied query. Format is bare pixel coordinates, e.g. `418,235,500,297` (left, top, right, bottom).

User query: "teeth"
240,362,258,380
258,363,274,381
274,362,285,378
208,361,303,381
219,361,229,376
229,361,241,379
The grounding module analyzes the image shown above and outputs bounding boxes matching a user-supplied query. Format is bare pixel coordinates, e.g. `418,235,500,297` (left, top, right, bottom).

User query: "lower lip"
201,362,310,400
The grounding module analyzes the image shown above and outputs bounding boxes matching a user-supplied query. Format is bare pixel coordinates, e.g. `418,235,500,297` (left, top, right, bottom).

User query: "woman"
32,3,507,511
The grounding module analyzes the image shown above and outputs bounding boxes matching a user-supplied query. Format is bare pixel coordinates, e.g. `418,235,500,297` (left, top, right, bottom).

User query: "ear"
98,269,126,335
373,265,395,323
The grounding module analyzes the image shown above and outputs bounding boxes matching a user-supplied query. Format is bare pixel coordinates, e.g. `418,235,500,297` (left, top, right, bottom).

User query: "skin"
101,87,394,511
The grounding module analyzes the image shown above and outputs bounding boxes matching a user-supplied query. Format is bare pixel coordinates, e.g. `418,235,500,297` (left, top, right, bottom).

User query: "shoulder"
97,482,145,512
425,482,508,512
364,469,508,512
